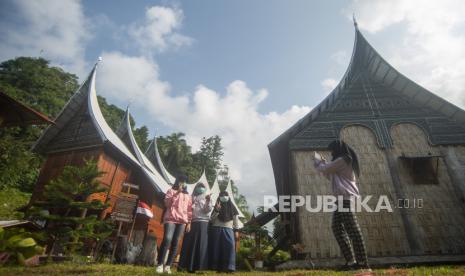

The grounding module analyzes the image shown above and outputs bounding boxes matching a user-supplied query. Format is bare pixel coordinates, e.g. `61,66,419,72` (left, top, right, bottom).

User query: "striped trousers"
332,200,368,266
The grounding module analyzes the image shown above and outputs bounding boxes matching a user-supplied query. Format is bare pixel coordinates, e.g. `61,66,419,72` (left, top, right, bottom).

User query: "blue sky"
2,0,465,214
83,0,354,114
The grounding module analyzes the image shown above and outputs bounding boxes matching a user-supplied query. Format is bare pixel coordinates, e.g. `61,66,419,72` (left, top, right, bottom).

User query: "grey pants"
157,223,185,266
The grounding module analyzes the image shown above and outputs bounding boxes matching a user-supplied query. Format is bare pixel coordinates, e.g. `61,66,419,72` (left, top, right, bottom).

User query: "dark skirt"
179,221,209,272
208,225,236,272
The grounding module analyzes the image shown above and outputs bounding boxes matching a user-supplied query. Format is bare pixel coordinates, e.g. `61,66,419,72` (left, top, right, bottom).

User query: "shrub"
0,227,43,265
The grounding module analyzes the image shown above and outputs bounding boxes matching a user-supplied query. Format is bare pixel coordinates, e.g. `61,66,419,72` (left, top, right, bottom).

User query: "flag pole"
128,199,139,242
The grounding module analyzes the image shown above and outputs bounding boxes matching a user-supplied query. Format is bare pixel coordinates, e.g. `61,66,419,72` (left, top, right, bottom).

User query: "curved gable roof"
115,108,172,193
268,25,465,196
34,62,171,193
145,136,211,193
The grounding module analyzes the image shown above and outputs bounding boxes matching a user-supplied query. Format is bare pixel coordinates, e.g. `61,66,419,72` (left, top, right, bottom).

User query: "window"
400,155,440,185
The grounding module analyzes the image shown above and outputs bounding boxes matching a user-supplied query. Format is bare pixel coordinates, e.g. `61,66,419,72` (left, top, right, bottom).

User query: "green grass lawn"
0,263,464,276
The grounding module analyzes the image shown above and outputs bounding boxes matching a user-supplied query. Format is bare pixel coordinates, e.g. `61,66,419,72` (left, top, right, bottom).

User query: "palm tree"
160,133,191,176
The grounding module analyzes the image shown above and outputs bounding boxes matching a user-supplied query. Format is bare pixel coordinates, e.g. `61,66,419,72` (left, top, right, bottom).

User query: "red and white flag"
136,201,153,218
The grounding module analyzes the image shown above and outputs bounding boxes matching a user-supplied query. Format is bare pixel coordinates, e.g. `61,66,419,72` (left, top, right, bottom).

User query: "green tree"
0,57,79,192
98,96,126,131
0,127,42,192
164,133,190,169
0,57,151,192
195,135,223,183
28,160,113,256
133,125,150,152
157,133,200,181
217,165,250,219
97,98,150,151
0,57,78,118
0,188,31,219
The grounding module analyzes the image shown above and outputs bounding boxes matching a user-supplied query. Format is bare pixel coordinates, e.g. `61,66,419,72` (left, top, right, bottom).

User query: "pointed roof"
209,176,221,205
33,61,171,193
198,170,209,185
33,62,138,164
145,136,211,193
115,107,145,165
0,91,54,127
114,107,172,193
184,170,209,194
245,206,280,227
226,180,246,218
269,25,465,196
145,137,176,184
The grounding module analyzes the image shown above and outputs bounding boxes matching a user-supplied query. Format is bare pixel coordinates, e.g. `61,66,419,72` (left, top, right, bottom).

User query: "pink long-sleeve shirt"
163,188,193,224
314,157,360,199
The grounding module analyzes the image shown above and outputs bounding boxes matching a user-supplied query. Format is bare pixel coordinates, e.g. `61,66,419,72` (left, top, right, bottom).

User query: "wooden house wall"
96,151,132,218
390,123,465,254
148,201,165,247
94,152,166,248
33,146,168,249
135,174,165,247
31,148,102,203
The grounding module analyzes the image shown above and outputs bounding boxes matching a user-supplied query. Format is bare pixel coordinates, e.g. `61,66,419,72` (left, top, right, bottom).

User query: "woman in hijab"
209,191,240,272
179,182,213,272
156,175,192,274
313,139,370,272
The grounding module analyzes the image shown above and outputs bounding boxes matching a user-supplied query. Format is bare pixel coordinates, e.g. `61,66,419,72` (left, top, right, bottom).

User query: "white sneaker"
163,266,172,274
155,264,163,273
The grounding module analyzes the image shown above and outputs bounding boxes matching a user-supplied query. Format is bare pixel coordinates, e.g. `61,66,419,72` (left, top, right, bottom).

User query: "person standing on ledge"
313,139,371,272
156,175,192,274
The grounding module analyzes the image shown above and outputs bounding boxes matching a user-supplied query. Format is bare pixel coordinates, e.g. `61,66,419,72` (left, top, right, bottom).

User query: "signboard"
111,195,138,223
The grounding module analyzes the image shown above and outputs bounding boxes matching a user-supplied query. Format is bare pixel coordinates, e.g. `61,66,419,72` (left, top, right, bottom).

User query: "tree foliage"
0,57,148,192
28,159,113,255
0,57,78,118
197,136,223,182
156,135,250,217
0,57,79,192
0,188,31,220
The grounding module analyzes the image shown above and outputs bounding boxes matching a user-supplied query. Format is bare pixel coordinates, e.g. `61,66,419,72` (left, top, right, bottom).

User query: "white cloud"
321,78,338,93
98,51,190,126
97,52,311,211
1,1,311,212
321,51,349,95
347,0,465,108
330,50,349,67
0,0,90,77
128,6,193,54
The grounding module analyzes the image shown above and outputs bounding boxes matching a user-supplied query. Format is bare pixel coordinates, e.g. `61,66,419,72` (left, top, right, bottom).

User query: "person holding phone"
313,140,370,272
179,182,213,272
209,191,240,272
156,175,192,274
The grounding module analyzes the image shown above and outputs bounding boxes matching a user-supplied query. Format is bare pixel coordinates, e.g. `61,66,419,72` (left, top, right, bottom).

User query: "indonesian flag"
136,201,153,218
